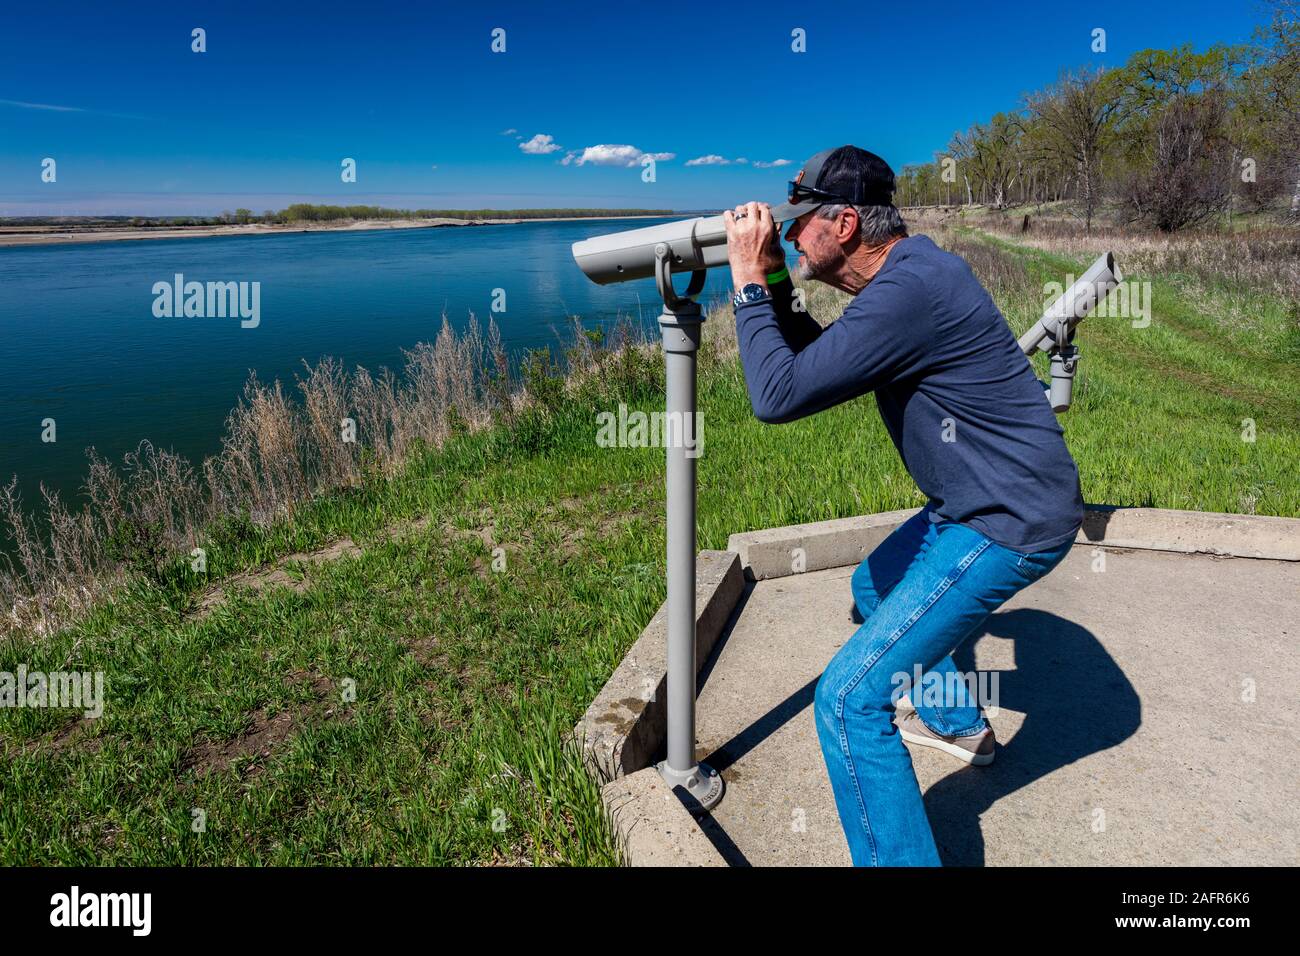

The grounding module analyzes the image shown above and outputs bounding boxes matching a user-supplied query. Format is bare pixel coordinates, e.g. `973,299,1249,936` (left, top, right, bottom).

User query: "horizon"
0,206,703,221
0,0,1272,217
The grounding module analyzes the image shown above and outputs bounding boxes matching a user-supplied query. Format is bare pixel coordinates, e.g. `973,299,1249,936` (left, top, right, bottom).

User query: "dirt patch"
12,716,106,758
192,537,362,617
403,634,442,667
47,717,104,755
288,538,363,565
185,710,299,778
181,671,342,780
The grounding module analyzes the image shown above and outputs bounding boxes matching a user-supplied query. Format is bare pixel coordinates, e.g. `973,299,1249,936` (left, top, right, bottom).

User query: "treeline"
896,1,1298,231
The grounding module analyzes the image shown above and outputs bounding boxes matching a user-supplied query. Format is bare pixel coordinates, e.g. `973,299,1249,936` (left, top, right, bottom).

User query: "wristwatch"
732,282,772,308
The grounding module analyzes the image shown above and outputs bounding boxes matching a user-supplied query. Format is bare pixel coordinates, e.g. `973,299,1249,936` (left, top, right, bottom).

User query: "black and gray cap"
770,145,897,223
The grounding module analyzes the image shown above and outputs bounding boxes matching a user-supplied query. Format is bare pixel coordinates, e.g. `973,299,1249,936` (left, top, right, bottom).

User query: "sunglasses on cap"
787,180,856,206
787,178,892,208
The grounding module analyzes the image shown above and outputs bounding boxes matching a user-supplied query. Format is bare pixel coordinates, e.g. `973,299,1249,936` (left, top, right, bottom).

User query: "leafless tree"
1140,94,1234,231
1026,67,1121,231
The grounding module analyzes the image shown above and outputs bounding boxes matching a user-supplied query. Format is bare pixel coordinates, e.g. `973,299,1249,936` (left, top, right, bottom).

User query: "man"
722,145,1084,867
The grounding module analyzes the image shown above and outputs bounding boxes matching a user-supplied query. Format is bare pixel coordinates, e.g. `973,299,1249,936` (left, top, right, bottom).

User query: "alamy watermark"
1,666,104,718
50,886,150,936
596,403,703,458
152,273,261,328
890,664,999,715
1043,277,1151,328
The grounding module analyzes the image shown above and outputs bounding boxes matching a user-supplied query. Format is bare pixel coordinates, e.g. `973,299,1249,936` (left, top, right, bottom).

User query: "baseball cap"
770,145,897,223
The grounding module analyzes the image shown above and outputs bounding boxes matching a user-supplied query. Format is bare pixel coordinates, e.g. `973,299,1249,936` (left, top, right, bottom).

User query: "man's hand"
723,201,785,290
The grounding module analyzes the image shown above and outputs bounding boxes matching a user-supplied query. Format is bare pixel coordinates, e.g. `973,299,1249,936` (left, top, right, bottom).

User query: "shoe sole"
899,727,995,766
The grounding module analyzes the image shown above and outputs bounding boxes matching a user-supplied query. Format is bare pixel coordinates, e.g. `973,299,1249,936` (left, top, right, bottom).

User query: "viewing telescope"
572,212,731,811
1018,251,1122,413
572,213,742,285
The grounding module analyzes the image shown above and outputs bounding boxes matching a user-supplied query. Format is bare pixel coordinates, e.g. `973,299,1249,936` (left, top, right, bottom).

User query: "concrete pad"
601,768,728,866
690,546,1300,866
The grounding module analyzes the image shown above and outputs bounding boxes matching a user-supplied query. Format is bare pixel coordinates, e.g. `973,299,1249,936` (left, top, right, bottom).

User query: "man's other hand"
723,201,784,289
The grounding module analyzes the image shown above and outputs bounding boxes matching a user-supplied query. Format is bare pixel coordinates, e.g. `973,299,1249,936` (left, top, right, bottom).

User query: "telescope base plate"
655,759,724,813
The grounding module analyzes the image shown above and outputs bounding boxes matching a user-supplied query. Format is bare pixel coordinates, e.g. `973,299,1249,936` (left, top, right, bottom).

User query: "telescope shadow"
688,599,1140,867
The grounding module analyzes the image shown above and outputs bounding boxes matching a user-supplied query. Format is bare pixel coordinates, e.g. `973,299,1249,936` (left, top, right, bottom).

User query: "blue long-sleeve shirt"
734,233,1084,554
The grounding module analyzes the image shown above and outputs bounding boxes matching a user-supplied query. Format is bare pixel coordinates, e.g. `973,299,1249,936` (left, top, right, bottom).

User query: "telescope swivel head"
654,241,706,313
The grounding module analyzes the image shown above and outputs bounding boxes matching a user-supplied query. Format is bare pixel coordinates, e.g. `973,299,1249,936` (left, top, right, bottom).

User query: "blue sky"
0,0,1272,215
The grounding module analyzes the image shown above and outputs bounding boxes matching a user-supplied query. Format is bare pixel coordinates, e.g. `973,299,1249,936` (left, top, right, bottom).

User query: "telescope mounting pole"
1045,318,1080,412
652,244,723,812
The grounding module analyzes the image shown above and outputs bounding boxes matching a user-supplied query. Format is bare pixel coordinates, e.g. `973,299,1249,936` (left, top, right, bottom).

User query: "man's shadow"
694,599,1138,866
919,607,1141,865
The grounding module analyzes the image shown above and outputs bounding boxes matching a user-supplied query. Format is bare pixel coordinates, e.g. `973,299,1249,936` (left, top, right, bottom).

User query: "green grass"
1,228,1296,865
973,230,1299,515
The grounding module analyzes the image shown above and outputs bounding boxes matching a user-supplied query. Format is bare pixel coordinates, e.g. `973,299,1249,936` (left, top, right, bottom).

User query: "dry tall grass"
912,206,1300,302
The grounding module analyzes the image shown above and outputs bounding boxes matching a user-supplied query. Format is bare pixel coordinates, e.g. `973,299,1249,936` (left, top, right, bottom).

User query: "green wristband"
765,266,790,284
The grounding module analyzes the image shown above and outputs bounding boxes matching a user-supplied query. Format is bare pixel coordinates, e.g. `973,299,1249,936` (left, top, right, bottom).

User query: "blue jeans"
814,505,1074,866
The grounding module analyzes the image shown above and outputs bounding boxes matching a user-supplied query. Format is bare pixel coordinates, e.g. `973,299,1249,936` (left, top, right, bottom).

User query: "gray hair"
816,203,908,245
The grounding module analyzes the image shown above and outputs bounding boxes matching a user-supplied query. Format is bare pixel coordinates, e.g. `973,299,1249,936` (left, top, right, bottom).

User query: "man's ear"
837,207,859,245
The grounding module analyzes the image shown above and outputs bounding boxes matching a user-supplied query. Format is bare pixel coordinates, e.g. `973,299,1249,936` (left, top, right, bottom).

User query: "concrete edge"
726,505,1300,580
725,507,917,581
571,549,745,785
1076,506,1300,561
600,768,727,867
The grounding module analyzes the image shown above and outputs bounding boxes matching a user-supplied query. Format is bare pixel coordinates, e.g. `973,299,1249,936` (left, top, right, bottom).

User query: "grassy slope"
1,228,1296,864
976,230,1298,516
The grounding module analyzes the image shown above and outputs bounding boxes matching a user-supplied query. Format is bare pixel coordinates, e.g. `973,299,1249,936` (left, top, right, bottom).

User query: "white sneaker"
897,710,996,766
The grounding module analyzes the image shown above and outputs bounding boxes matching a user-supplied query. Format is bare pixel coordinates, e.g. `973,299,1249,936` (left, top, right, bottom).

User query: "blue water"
0,218,744,508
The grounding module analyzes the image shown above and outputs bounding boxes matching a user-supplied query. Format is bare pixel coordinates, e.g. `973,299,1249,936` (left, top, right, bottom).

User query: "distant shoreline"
0,213,686,249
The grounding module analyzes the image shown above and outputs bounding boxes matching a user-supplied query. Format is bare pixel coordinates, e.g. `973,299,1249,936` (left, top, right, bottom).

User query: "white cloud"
567,144,675,167
685,155,788,168
500,128,518,135
519,133,563,155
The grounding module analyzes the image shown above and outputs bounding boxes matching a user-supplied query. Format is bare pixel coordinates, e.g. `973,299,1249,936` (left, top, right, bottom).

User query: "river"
0,217,746,508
